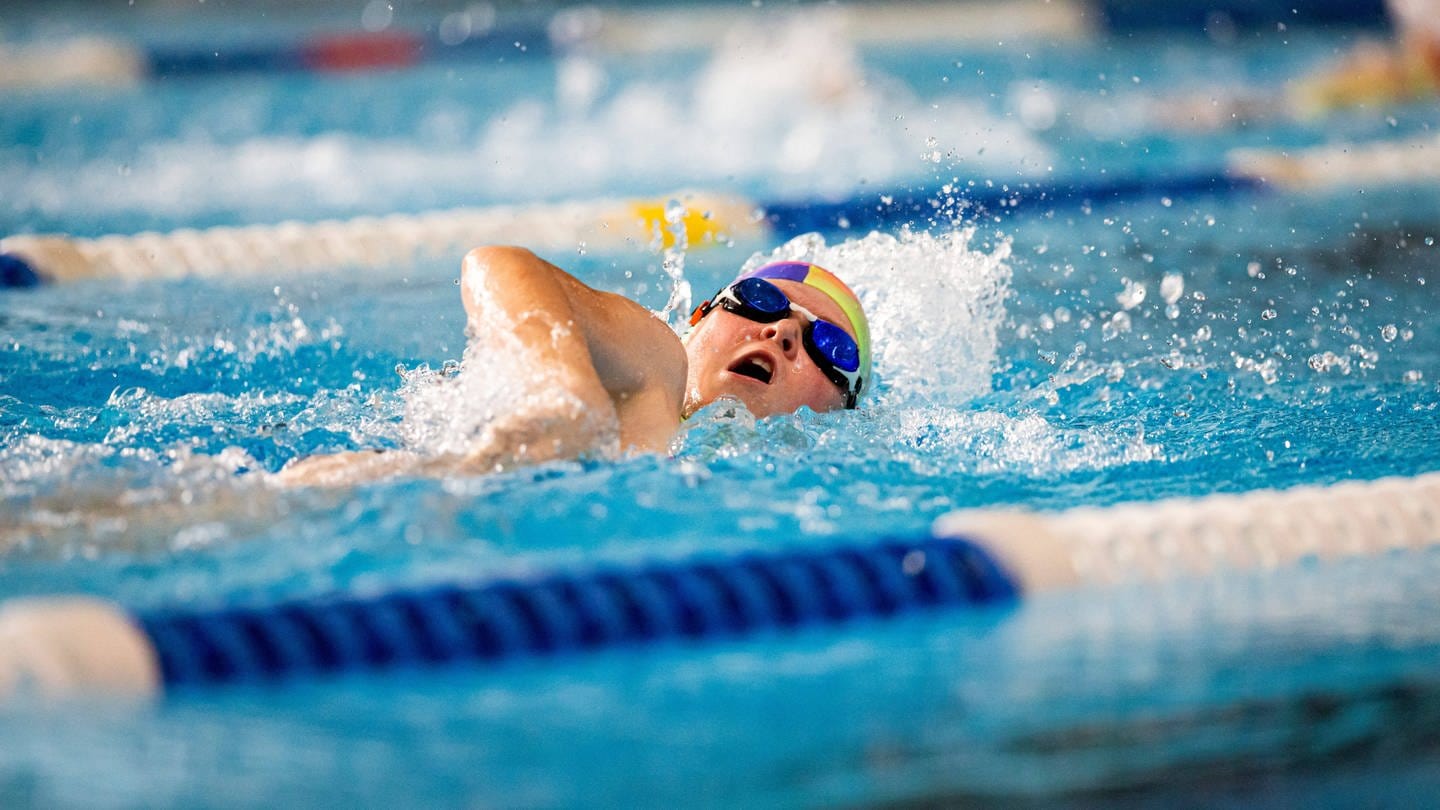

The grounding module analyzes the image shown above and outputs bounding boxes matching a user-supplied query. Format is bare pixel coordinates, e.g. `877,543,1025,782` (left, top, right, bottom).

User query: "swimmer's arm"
461,246,685,453
274,247,683,487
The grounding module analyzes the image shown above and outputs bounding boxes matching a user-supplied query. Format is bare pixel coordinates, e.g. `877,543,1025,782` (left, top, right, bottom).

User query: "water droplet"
1403,370,1424,383
1260,309,1278,320
1102,311,1132,340
1160,273,1184,304
1381,324,1398,342
1116,278,1147,310
360,0,394,31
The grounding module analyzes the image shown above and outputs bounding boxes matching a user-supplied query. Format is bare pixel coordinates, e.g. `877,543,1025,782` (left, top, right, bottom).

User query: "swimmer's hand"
274,396,619,487
453,393,619,474
273,449,429,487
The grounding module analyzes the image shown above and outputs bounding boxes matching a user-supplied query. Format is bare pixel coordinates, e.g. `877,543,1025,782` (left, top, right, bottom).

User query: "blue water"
3,8,1440,807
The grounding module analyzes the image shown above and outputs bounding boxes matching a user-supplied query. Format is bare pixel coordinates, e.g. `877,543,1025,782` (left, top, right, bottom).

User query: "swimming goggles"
690,277,864,408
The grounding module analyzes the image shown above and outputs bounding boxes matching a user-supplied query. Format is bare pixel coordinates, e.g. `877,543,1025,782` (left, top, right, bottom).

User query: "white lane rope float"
0,192,764,285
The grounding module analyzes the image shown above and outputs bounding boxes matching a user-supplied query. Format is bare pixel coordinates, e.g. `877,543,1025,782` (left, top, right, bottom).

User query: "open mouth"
728,355,774,384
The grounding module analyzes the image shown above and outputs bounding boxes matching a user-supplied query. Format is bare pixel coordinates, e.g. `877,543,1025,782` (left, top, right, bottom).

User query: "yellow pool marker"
628,199,739,249
0,192,765,285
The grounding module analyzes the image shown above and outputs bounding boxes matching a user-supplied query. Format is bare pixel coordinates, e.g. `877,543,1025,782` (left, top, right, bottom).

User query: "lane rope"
0,471,1434,697
136,537,1017,687
0,1,1095,89
1,0,1391,89
0,192,762,285
0,171,1261,287
938,471,1440,592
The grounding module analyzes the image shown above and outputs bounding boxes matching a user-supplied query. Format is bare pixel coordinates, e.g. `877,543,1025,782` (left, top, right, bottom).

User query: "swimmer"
1289,0,1440,116
274,246,870,486
1154,0,1440,132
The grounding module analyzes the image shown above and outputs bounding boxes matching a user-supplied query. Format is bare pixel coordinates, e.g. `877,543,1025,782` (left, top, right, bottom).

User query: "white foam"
885,408,1163,475
743,228,1012,405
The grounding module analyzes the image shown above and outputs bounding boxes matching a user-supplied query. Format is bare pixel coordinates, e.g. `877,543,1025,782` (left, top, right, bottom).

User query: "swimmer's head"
683,261,870,418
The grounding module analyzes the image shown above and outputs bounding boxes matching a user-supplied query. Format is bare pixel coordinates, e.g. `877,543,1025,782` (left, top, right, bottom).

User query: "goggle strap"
689,300,712,327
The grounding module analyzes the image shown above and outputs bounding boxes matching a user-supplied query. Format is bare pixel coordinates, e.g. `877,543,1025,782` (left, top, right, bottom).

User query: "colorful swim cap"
737,261,871,401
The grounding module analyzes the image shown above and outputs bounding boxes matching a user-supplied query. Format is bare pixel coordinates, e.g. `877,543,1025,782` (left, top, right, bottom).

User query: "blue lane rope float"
134,536,1018,687
763,170,1264,236
144,27,553,78
0,253,41,288
1097,0,1387,32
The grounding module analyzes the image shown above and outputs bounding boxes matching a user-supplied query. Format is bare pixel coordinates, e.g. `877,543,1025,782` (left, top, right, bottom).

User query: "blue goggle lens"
809,319,860,373
733,277,790,316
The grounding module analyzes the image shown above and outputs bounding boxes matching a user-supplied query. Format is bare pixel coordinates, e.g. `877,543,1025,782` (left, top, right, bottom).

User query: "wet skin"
276,249,860,486
683,278,853,418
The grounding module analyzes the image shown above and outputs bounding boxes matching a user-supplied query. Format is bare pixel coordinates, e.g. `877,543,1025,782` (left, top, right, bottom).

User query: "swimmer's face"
683,279,853,418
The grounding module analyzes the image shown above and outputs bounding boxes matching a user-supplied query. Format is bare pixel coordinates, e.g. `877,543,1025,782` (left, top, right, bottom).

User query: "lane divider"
0,170,1262,287
0,28,551,89
0,192,762,286
138,537,1017,688
578,0,1095,55
1,0,1390,90
0,1,1091,89
0,471,1434,697
762,170,1261,236
1227,133,1440,190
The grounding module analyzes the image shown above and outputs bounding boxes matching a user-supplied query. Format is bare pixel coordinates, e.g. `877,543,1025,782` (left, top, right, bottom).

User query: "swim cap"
736,261,871,399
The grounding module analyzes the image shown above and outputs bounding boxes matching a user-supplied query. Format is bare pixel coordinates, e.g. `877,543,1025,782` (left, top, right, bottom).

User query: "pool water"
2,6,1440,807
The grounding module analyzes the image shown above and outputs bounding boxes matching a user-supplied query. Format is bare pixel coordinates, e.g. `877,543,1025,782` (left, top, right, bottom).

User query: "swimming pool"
2,2,1440,806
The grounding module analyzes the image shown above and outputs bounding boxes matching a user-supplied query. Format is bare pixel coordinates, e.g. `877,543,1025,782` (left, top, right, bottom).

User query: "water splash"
742,228,1012,406
397,322,620,465
673,399,1163,482
669,230,1161,488
654,198,693,328
3,13,1050,226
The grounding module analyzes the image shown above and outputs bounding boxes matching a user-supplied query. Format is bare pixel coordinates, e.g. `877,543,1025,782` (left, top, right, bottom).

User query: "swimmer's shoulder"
570,283,686,402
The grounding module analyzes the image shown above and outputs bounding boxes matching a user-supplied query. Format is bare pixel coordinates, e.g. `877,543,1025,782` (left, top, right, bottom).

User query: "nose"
761,317,803,358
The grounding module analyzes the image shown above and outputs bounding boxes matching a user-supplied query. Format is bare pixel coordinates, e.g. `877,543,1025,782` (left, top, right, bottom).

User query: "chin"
696,384,775,418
